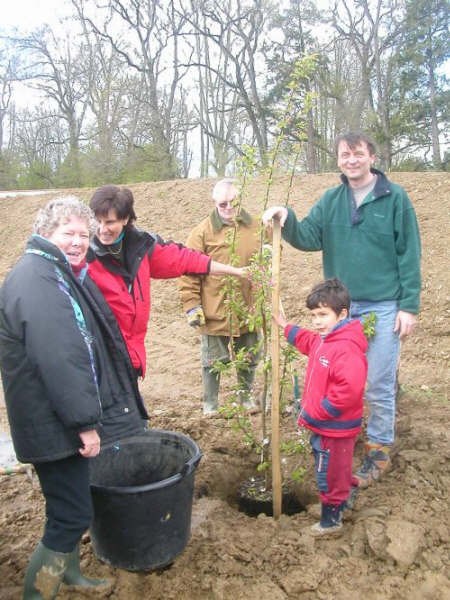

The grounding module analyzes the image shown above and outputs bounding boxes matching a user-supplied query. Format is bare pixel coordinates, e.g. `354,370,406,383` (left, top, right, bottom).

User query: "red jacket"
285,319,368,438
88,227,210,376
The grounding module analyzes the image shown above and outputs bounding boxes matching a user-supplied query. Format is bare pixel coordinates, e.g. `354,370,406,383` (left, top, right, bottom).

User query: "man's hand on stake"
262,206,288,228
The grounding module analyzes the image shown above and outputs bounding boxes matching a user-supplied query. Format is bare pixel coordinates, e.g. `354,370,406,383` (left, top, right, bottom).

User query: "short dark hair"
306,278,350,316
334,131,376,157
89,185,137,224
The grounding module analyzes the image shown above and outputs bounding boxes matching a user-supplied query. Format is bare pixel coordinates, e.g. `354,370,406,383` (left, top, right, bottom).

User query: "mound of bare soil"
0,172,449,600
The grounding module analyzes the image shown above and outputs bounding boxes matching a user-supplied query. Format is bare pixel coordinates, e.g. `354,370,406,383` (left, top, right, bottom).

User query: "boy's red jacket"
285,319,368,438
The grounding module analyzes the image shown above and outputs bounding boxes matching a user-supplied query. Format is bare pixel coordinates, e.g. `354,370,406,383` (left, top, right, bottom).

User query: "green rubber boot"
237,365,258,411
23,542,68,599
202,366,220,415
63,543,108,587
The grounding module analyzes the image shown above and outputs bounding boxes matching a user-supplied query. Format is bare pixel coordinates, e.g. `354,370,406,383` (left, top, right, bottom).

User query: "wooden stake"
271,217,282,519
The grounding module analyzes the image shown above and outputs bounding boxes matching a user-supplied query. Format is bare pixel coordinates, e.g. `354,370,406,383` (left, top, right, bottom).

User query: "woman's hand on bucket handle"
79,429,101,458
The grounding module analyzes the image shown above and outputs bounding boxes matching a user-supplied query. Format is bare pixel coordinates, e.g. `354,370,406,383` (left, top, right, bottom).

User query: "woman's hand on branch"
262,206,288,228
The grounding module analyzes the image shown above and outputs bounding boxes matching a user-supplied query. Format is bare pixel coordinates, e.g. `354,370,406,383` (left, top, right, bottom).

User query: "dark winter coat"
0,235,148,464
285,319,368,438
88,227,211,375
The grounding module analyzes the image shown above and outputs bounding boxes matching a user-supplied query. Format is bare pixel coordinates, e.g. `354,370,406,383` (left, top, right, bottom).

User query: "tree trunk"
427,51,442,170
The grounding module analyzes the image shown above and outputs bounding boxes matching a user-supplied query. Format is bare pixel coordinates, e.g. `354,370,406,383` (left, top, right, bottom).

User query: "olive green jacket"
178,208,261,336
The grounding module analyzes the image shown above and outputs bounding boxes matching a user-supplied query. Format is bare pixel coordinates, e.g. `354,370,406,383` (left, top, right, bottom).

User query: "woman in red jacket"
276,278,368,537
88,185,245,379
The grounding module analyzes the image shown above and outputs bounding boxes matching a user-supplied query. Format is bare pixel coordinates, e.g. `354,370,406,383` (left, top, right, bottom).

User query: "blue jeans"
350,300,400,446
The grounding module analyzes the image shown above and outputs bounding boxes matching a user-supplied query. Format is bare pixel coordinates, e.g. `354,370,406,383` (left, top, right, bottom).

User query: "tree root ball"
237,476,305,517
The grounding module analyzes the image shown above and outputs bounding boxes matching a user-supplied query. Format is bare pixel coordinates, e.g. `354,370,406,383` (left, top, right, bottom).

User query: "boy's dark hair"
306,278,350,315
90,185,137,226
334,131,376,157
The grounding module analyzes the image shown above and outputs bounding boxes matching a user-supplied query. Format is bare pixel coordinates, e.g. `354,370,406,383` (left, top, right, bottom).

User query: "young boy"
275,278,368,536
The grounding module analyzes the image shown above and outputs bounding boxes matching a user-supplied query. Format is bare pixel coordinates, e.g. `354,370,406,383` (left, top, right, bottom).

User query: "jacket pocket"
321,396,342,417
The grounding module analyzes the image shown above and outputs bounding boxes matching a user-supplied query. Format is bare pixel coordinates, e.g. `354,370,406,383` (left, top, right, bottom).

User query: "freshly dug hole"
237,476,305,517
193,441,316,517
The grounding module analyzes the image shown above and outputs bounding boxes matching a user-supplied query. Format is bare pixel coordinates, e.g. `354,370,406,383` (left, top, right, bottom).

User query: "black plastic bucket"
89,429,202,572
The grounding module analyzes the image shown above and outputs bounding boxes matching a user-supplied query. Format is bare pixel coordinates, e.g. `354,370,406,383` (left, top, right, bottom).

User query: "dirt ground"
0,172,449,600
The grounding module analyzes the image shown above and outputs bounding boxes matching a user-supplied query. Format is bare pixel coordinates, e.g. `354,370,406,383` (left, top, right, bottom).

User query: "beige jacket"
178,208,262,336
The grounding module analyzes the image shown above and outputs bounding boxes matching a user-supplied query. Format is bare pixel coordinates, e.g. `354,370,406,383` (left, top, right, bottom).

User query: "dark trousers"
310,433,359,506
34,453,93,553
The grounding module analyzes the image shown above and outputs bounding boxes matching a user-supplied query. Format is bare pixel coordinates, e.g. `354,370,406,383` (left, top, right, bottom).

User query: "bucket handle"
180,453,202,478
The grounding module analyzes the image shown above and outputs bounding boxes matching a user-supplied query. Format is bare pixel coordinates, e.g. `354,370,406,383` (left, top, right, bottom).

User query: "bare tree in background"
268,0,321,172
7,26,90,184
0,0,447,186
329,0,404,168
0,49,15,153
0,44,19,188
397,0,449,170
186,0,241,176
13,106,67,186
73,0,194,178
180,0,272,166
74,7,132,182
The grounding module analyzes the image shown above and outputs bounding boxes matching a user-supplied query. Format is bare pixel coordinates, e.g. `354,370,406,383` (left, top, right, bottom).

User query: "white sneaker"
310,521,343,537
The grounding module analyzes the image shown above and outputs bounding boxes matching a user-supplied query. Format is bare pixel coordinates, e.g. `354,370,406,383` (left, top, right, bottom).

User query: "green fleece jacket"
282,169,421,313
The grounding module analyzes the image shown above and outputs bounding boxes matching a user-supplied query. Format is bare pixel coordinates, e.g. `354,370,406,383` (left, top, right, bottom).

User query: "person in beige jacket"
178,179,262,415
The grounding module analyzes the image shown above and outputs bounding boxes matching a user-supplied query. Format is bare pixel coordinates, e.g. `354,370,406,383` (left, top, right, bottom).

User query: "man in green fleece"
262,131,421,488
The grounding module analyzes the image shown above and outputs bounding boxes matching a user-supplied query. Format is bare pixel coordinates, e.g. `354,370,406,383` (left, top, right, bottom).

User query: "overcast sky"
2,0,71,32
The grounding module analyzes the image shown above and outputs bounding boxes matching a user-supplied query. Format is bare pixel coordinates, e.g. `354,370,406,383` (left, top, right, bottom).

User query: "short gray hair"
212,178,239,202
34,196,97,239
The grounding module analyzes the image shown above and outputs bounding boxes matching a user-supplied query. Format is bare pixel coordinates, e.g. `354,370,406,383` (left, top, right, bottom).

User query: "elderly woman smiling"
0,197,147,598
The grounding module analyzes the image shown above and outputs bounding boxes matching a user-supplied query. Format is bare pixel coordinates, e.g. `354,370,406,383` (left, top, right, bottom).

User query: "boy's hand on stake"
273,312,288,329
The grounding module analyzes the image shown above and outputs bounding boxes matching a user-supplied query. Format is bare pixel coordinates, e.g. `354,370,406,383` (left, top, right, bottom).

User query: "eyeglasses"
217,201,234,209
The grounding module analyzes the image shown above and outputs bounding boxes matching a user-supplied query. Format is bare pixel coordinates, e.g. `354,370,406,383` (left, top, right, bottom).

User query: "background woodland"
0,0,448,189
